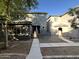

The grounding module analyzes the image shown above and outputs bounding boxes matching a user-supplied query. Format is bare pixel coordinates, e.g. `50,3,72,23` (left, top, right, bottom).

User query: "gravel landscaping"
0,39,32,59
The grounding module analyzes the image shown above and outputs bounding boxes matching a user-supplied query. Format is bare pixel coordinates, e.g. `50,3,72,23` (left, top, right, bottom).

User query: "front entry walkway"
26,38,42,59
26,32,43,59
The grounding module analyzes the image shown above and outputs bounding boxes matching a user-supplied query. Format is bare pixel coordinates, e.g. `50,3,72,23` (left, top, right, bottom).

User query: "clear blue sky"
32,0,79,16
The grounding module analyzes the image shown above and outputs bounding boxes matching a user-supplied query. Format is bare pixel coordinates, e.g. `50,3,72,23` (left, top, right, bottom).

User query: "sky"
32,0,79,16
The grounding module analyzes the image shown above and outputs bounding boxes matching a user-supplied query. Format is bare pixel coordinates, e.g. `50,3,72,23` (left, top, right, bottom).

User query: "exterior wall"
60,14,74,32
25,14,35,21
47,13,74,34
25,13,48,32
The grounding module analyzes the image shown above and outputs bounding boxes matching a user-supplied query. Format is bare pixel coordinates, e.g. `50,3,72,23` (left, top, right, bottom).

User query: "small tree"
68,8,78,29
0,0,38,48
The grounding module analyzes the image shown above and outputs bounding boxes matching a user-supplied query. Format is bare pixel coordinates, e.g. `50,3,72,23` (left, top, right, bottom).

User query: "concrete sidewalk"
26,38,43,59
40,43,79,47
26,31,43,59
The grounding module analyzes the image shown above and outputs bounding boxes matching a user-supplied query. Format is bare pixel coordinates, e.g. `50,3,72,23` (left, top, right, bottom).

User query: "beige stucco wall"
48,13,74,34
25,14,35,21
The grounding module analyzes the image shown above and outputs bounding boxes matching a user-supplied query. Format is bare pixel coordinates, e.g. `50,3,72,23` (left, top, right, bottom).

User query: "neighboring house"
25,12,48,32
47,13,74,34
47,7,79,38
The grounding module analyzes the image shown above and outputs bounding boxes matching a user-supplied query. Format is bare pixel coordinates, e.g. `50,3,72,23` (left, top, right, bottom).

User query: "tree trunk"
5,21,9,48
